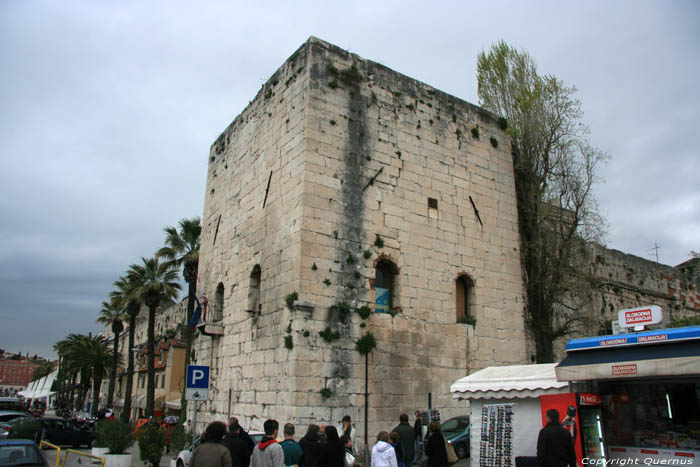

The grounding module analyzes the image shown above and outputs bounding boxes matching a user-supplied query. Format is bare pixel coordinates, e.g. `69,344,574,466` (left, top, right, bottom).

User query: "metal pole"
364,353,369,464
192,400,197,448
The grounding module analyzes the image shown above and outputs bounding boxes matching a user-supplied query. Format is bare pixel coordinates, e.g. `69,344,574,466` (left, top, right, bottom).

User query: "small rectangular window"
428,197,438,219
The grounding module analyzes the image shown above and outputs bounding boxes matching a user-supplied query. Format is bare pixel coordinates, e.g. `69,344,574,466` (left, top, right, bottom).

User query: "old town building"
190,37,527,445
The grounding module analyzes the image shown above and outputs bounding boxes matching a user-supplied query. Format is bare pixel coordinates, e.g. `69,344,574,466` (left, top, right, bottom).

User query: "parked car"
0,399,24,412
7,417,95,448
0,412,31,424
0,439,49,466
441,415,470,458
176,431,264,467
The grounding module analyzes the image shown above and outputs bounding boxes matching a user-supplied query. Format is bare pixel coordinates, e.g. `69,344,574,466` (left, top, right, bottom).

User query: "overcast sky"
1,1,698,360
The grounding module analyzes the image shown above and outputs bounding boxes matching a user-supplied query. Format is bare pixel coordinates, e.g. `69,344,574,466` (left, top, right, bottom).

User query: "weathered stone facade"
548,245,700,359
192,37,527,446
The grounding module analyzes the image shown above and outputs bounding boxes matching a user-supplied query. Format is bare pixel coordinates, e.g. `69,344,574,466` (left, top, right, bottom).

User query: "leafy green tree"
156,217,201,416
477,41,607,362
111,275,142,423
97,297,127,409
127,256,181,417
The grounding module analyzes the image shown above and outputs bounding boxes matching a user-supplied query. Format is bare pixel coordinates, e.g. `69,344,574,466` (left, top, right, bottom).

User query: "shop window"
456,275,475,324
374,259,397,313
160,374,166,389
247,265,262,314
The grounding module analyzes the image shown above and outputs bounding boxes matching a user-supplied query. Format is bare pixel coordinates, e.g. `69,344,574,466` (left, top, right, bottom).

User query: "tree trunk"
145,293,160,418
122,312,137,423
106,324,122,409
91,367,104,417
180,278,196,420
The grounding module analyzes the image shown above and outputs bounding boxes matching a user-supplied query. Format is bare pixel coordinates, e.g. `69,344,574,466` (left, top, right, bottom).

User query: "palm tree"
157,217,201,416
97,297,127,409
127,256,181,417
54,334,111,416
112,275,141,423
77,334,112,417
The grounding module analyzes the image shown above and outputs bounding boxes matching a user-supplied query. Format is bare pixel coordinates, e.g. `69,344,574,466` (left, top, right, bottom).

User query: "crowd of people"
189,411,456,467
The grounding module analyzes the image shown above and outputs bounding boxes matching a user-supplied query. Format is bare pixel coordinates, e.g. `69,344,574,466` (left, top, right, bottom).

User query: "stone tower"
192,37,527,447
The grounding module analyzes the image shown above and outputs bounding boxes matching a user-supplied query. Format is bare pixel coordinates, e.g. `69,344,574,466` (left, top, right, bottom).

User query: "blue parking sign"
186,365,210,389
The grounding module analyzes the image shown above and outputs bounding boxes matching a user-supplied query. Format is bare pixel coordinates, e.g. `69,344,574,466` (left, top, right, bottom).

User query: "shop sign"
375,287,390,313
618,305,662,330
612,363,638,376
578,393,602,405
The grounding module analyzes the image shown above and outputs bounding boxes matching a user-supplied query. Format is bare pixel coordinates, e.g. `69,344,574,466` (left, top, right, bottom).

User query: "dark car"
0,412,31,424
0,439,49,466
441,415,470,458
11,418,95,448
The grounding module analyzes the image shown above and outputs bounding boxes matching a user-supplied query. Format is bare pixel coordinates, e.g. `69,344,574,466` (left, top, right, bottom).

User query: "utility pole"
649,243,661,263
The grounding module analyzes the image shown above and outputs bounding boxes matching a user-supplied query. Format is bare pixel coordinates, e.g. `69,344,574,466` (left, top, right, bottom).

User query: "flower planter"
103,453,132,467
90,447,109,463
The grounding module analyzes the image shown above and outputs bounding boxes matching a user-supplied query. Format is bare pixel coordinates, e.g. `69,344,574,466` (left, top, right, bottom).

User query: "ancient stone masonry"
192,37,527,449
548,245,700,359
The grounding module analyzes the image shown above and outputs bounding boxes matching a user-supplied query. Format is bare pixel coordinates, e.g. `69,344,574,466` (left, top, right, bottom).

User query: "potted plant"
95,419,133,467
168,424,186,467
136,422,166,467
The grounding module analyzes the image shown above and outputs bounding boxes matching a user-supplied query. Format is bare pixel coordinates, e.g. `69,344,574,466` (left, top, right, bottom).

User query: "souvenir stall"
556,307,700,464
451,364,570,467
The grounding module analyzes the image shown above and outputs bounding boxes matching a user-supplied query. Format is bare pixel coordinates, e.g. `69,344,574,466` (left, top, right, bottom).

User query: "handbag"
444,435,458,464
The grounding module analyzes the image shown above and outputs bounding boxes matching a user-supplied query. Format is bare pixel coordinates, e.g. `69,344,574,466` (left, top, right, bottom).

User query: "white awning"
165,399,181,410
132,394,147,409
451,363,569,400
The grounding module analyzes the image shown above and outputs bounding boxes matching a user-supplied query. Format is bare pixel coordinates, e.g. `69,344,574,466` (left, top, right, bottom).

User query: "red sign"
578,393,602,406
612,363,637,376
618,305,662,328
601,338,627,346
638,334,668,343
625,309,652,324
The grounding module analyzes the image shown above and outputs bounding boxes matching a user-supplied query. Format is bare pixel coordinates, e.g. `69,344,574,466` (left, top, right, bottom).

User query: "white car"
176,431,264,467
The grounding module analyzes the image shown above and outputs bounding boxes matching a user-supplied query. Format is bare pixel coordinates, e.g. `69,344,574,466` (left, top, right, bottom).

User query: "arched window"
247,265,261,314
456,275,475,324
374,259,397,313
213,282,224,322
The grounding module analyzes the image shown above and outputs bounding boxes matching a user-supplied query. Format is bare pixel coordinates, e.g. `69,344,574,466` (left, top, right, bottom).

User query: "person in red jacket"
537,409,577,467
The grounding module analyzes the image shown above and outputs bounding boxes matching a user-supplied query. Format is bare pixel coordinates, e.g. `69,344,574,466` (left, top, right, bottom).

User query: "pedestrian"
299,424,325,467
338,415,356,450
392,413,415,464
320,425,345,467
223,419,251,467
251,419,285,467
342,435,357,467
413,411,422,465
279,422,303,467
390,431,405,467
424,421,448,467
371,431,398,467
536,409,577,467
227,417,256,455
190,421,233,467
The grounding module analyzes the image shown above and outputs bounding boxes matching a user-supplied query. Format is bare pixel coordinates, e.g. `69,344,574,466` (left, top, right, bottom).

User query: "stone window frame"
247,264,262,315
213,282,225,322
370,254,401,313
455,273,476,323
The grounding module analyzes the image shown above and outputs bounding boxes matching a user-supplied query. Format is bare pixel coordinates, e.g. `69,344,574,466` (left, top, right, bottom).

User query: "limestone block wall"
549,245,700,359
193,37,527,446
193,42,310,429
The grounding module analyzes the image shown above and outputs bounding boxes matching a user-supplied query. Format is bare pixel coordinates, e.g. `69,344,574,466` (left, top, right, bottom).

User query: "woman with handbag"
424,421,451,467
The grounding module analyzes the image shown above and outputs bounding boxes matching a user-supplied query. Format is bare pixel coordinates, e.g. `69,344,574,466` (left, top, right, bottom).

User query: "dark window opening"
456,275,475,324
375,260,395,312
247,265,262,314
